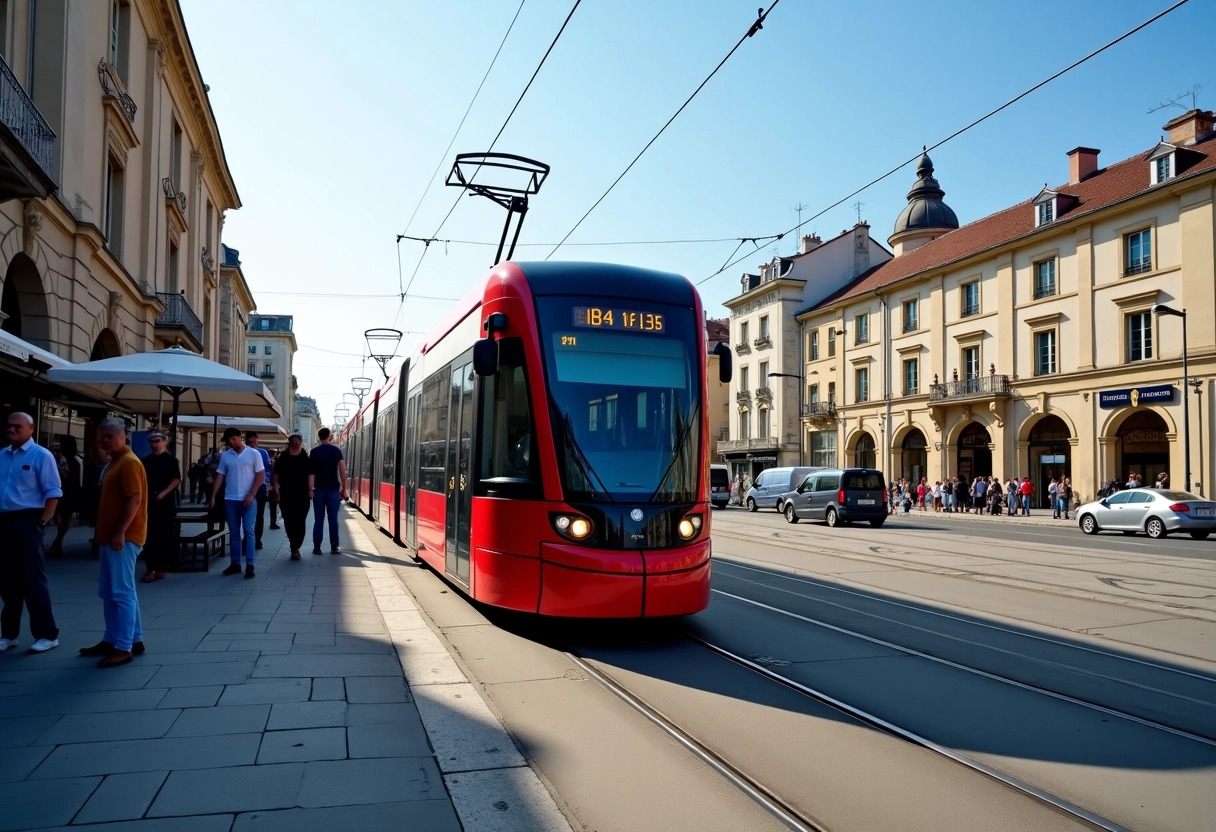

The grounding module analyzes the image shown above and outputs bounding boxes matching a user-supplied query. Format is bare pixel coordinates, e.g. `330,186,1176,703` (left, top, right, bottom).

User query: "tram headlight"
552,513,593,541
678,513,703,540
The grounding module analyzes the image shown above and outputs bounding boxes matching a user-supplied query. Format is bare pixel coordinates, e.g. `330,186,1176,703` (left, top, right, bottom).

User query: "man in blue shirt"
0,412,63,653
309,427,347,555
245,432,272,551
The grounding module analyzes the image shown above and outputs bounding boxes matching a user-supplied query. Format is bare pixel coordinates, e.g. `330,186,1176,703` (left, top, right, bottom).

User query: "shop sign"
1098,384,1174,409
746,455,777,462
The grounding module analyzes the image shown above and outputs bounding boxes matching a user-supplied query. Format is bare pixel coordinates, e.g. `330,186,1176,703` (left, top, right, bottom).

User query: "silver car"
1076,489,1216,539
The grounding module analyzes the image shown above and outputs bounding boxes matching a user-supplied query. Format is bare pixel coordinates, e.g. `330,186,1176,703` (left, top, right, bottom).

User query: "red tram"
338,261,731,617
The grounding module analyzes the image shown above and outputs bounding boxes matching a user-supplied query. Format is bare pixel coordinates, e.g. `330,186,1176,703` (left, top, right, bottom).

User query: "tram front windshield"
537,297,701,503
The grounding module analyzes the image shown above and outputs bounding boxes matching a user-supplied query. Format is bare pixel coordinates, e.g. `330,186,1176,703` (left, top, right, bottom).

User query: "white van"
744,467,818,512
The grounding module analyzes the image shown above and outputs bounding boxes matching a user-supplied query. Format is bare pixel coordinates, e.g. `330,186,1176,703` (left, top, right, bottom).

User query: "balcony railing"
801,401,836,418
753,335,773,349
755,386,773,403
155,292,203,347
735,390,752,404
1124,259,1152,277
0,53,56,197
97,60,136,123
716,437,782,454
260,369,276,379
928,374,1011,402
961,301,980,317
162,176,187,217
734,341,751,355
1033,280,1056,300
201,247,215,274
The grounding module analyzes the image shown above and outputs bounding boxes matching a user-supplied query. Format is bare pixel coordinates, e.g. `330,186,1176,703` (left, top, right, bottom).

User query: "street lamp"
351,376,373,407
1192,378,1204,496
1152,304,1190,491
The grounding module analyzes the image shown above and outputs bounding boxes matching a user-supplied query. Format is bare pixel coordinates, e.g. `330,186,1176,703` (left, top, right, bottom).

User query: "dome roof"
891,152,958,238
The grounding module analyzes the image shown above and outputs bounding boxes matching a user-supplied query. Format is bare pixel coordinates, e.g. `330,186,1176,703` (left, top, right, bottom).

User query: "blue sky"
180,0,1214,423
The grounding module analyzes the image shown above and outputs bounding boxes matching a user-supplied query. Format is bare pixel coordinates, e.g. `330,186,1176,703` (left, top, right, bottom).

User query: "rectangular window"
758,409,769,439
1155,155,1172,184
739,409,750,440
827,327,836,357
1127,311,1153,362
903,359,918,396
247,361,256,376
739,321,749,347
809,384,819,404
903,299,918,333
963,346,980,379
171,120,183,186
1034,330,1056,376
855,368,869,403
809,330,819,360
740,366,749,393
810,430,837,467
827,381,836,404
248,343,256,355
759,315,769,339
262,362,272,376
166,240,179,293
758,360,768,387
264,344,272,355
961,282,979,317
109,1,129,81
1033,259,1056,299
1037,200,1053,226
478,338,538,492
855,313,869,344
104,157,124,256
1125,229,1152,276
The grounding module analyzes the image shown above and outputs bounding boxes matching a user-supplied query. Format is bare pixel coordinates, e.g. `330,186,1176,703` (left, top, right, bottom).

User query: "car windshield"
537,297,700,503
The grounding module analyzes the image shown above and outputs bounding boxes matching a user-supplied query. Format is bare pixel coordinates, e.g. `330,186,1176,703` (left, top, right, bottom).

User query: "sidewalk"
891,505,1080,528
0,508,568,831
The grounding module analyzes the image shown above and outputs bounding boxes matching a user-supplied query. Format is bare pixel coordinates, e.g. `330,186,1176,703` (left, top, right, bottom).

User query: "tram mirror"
473,338,499,377
712,342,733,383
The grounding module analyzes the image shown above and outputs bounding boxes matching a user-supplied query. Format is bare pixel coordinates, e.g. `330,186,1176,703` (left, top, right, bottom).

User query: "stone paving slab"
30,733,263,778
148,762,305,816
166,704,271,737
257,727,347,763
158,685,224,709
231,800,461,831
266,700,346,730
0,775,101,831
0,714,59,747
29,818,234,832
36,709,181,745
74,771,169,824
297,757,445,807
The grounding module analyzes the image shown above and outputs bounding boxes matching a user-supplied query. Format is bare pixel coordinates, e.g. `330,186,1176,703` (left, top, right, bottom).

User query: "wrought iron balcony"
755,386,773,403
961,301,980,317
155,292,204,349
260,369,276,379
201,247,215,274
1124,259,1152,277
753,335,773,349
735,390,752,404
162,176,187,221
734,341,751,355
928,374,1011,402
801,401,836,419
97,60,136,123
0,53,56,201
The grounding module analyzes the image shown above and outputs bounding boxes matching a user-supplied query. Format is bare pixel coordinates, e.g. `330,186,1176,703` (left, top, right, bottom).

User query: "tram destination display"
572,306,664,332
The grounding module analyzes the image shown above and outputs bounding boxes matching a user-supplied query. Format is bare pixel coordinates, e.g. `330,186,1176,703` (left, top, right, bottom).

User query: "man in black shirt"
272,434,312,560
140,431,181,582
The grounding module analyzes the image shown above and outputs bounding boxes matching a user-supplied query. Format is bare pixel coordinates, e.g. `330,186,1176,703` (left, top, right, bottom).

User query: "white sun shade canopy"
47,346,282,418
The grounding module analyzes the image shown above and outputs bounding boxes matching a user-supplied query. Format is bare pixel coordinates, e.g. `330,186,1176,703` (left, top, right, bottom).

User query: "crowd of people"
888,475,1065,517
0,412,349,669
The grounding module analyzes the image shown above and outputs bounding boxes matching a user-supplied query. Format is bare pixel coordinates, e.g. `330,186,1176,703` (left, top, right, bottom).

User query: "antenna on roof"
1148,83,1202,114
852,200,865,223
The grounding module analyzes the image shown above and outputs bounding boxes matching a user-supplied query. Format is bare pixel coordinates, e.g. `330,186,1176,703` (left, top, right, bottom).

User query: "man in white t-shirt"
208,427,265,578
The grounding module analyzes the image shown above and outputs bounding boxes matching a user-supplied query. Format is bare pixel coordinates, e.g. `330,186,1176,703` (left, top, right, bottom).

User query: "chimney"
799,233,821,254
852,222,871,278
1164,109,1216,147
1067,147,1100,184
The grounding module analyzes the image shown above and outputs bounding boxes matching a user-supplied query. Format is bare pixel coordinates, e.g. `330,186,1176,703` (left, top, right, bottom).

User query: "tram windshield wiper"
649,400,698,503
548,394,615,502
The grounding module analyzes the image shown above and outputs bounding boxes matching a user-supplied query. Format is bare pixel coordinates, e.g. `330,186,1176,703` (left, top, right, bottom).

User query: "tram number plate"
857,499,876,505
1197,507,1214,517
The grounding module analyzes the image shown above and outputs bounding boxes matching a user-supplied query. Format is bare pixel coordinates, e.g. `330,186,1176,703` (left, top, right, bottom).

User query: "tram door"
402,392,418,549
445,359,474,584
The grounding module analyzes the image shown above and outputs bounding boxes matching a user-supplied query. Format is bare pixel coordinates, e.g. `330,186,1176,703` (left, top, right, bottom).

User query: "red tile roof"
805,134,1216,313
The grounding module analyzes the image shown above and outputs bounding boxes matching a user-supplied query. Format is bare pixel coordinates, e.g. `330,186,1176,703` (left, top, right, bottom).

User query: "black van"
780,468,887,527
709,464,731,509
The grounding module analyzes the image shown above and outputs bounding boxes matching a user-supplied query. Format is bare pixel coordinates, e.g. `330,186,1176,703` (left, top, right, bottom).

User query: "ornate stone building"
0,0,240,429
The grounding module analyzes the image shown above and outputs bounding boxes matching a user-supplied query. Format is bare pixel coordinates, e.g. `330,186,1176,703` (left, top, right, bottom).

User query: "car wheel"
1145,517,1167,539
774,500,784,514
869,518,885,528
784,504,799,524
1189,531,1210,540
746,497,757,513
825,508,839,528
1079,514,1099,535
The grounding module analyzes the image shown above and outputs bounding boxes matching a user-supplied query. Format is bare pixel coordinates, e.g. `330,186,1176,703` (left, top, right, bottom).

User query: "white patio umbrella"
174,416,288,453
47,346,281,453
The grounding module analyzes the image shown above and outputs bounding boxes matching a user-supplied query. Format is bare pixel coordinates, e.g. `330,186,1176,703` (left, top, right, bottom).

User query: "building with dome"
787,110,1216,505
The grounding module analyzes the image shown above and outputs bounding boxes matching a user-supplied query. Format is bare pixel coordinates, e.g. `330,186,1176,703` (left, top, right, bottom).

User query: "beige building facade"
247,313,297,436
796,110,1216,505
216,242,253,369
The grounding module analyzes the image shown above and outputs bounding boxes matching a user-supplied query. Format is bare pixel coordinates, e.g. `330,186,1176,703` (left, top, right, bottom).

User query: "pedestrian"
77,418,148,667
972,475,986,513
1048,477,1060,519
140,431,180,583
0,412,63,654
1019,476,1035,515
1155,472,1169,489
245,432,272,551
1058,477,1072,520
81,442,109,527
916,478,927,511
272,434,311,560
187,457,205,503
267,449,281,530
209,427,265,578
932,481,943,512
309,427,347,555
47,436,81,557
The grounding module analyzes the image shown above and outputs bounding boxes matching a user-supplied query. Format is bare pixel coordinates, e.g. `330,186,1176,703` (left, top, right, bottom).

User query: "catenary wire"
696,0,1193,285
396,234,776,248
545,2,779,259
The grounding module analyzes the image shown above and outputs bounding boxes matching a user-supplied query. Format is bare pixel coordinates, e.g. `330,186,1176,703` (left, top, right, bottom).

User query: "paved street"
0,511,568,832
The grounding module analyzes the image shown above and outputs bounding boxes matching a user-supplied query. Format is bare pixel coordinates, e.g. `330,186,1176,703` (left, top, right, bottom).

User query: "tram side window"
479,338,536,489
379,405,397,485
419,370,448,492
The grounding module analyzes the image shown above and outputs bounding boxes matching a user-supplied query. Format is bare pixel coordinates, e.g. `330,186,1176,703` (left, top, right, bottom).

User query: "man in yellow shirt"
79,418,148,668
